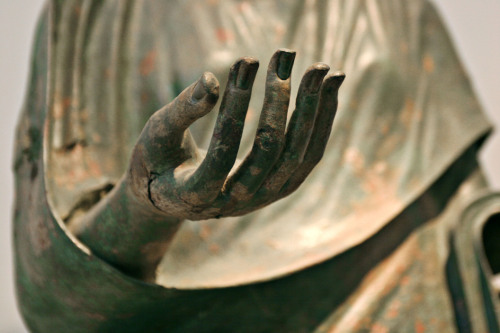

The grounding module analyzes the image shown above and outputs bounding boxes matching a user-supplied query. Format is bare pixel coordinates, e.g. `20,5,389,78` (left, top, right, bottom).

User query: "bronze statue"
13,0,500,332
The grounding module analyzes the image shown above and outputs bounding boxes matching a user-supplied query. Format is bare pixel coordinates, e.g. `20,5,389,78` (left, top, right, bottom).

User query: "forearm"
69,176,182,281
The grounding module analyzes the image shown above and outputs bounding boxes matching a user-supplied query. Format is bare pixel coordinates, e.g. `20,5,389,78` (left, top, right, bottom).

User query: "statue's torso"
40,0,488,288
15,0,500,332
46,0,491,287
14,0,498,331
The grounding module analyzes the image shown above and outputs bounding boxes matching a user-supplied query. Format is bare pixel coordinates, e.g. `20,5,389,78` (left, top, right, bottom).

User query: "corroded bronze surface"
13,0,500,332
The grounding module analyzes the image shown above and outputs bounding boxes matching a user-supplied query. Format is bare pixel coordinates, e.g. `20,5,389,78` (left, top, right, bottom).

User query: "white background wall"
0,1,498,331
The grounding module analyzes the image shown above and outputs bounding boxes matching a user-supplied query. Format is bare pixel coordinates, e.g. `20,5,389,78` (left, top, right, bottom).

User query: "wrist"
72,174,183,281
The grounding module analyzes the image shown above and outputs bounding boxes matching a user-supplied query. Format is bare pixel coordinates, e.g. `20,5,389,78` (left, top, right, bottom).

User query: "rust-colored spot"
104,68,113,79
415,320,426,333
207,0,220,5
91,133,102,143
52,100,63,120
238,1,250,12
380,122,390,135
141,91,150,104
62,97,72,109
87,159,103,178
374,161,388,174
400,42,409,54
400,275,411,286
265,239,279,249
52,144,105,189
361,168,390,194
371,323,389,333
275,24,286,42
343,147,365,173
216,28,234,43
360,317,372,329
80,108,89,122
386,300,401,319
246,107,255,121
209,243,220,254
199,224,212,239
140,50,158,76
349,317,365,331
404,98,415,112
349,99,359,110
400,98,415,128
250,166,262,176
423,55,435,73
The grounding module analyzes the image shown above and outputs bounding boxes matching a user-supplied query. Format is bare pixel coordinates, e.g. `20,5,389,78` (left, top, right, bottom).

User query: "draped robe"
13,0,500,331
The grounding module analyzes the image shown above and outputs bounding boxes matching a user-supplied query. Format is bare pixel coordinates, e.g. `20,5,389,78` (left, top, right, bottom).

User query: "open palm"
127,49,345,221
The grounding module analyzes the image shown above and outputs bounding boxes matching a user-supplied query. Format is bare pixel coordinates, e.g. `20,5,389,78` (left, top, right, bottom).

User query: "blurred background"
1,1,499,331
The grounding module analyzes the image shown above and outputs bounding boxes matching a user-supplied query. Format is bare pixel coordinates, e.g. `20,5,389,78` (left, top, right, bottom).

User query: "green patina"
13,0,500,332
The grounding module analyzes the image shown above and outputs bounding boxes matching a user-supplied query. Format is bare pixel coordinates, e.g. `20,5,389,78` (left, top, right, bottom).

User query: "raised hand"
128,49,345,221
72,49,344,279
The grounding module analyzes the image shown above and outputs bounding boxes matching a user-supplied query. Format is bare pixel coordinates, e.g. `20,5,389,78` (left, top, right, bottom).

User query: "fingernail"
277,49,296,80
236,57,259,90
332,72,346,89
325,71,346,91
306,63,330,93
193,72,219,102
193,76,207,101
